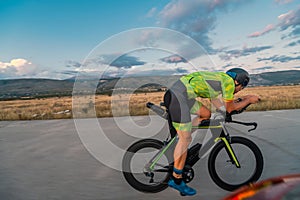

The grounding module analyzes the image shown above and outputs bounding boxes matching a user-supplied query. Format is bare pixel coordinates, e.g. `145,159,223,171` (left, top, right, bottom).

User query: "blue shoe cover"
168,179,196,196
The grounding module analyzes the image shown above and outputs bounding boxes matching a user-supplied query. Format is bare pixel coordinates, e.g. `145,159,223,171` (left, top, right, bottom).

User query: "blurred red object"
222,174,300,200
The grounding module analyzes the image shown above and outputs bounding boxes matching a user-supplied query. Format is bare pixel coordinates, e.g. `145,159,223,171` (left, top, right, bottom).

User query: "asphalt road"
1,109,300,200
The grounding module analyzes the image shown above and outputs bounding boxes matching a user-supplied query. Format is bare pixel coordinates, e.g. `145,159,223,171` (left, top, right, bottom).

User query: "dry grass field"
0,85,299,121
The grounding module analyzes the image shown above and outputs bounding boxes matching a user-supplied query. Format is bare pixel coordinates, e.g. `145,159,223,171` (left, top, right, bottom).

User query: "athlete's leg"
192,105,211,126
172,130,192,178
169,129,196,196
163,84,196,196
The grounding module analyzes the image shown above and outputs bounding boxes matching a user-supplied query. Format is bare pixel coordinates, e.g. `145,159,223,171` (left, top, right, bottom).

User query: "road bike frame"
145,102,257,174
146,121,241,173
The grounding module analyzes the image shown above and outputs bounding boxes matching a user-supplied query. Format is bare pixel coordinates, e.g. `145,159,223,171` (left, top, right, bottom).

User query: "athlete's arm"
211,98,224,109
225,95,260,113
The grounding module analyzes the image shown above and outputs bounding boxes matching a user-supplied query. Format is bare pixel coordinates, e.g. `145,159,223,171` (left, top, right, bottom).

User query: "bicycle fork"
215,137,241,167
215,124,241,168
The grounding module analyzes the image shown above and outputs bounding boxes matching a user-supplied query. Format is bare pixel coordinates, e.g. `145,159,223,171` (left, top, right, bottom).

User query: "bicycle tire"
122,139,171,193
208,136,263,191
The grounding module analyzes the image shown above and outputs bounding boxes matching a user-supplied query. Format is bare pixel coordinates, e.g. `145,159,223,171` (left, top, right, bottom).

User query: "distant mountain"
0,79,74,100
0,70,299,100
249,70,300,86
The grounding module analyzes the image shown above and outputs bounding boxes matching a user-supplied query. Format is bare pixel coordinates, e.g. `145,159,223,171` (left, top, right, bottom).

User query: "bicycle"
122,100,264,194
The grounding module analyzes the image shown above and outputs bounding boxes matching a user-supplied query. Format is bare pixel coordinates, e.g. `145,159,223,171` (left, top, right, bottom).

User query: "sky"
0,0,299,79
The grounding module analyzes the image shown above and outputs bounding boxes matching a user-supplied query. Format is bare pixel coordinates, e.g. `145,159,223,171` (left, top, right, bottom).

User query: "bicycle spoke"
127,145,170,188
208,136,263,191
217,144,256,183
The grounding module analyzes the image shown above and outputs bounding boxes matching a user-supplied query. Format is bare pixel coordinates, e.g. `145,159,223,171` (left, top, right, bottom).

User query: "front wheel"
208,136,264,191
122,139,171,193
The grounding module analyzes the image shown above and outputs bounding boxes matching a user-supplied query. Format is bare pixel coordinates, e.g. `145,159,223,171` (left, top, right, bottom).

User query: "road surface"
1,109,300,200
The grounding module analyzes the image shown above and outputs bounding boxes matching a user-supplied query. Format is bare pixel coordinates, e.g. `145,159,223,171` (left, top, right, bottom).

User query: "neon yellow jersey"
180,71,235,102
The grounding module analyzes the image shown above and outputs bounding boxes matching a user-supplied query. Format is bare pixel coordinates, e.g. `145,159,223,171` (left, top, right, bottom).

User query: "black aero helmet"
226,68,250,88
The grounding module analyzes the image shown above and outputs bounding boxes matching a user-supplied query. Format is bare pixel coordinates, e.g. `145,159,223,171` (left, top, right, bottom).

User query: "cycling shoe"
168,179,196,196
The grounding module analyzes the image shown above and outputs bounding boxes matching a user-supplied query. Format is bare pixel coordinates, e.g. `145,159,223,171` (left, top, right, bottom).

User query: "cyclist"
163,68,260,196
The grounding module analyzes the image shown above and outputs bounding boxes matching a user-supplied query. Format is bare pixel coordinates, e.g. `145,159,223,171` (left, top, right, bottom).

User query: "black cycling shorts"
163,80,196,131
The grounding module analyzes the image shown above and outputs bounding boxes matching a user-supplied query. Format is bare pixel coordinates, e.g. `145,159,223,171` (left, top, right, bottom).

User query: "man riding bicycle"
163,68,260,196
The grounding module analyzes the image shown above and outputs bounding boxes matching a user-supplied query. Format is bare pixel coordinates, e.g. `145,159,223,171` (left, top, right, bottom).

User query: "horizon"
0,0,299,80
0,69,299,81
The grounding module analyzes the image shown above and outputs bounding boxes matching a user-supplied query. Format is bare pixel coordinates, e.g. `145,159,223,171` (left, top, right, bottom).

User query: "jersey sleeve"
222,77,235,102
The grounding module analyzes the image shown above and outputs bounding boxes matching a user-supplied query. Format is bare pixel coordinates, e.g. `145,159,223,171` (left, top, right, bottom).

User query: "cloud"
248,24,275,38
146,7,157,18
286,39,300,47
254,66,275,70
278,7,300,34
161,54,187,64
124,67,189,77
97,54,146,69
175,67,189,74
0,58,37,78
110,55,146,68
274,0,294,4
219,45,273,61
220,62,234,69
153,0,252,53
60,70,79,76
65,60,81,68
257,55,300,63
249,7,300,38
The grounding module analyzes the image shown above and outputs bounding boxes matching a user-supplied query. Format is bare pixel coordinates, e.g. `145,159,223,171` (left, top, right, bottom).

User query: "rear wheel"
208,136,263,191
122,139,171,193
